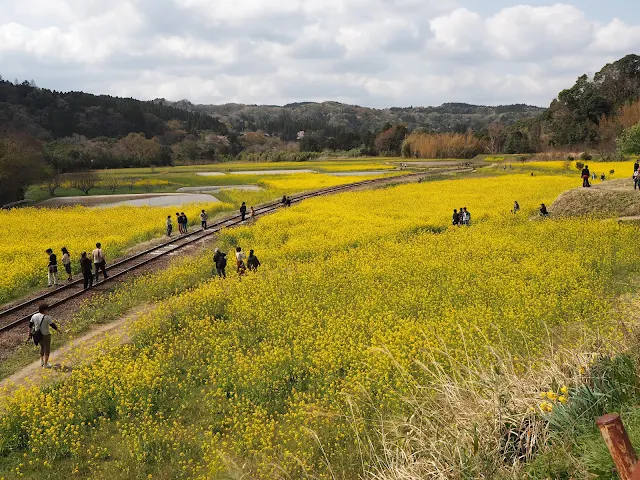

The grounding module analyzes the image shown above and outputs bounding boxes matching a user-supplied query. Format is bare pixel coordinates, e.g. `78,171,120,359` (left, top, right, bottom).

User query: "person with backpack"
200,209,208,230
247,250,261,272
45,248,58,287
92,242,108,282
181,212,189,233
240,202,247,222
462,207,471,226
235,246,247,275
28,304,60,369
213,248,227,278
166,215,173,237
61,247,72,282
80,252,93,290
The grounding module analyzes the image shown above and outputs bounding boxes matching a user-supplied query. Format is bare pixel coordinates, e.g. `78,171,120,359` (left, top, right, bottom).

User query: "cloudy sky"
1,0,639,108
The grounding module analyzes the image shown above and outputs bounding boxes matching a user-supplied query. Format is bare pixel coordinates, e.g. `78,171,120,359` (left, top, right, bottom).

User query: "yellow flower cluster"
539,386,569,412
0,173,637,478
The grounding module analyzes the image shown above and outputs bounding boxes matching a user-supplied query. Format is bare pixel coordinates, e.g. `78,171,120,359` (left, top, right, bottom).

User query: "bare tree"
69,172,99,195
101,176,122,194
487,123,505,154
41,172,62,196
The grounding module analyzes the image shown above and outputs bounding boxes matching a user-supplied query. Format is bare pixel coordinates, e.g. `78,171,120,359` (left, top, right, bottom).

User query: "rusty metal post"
597,413,638,480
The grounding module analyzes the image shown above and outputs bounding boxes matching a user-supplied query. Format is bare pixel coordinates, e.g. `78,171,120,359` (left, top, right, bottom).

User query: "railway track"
0,172,425,334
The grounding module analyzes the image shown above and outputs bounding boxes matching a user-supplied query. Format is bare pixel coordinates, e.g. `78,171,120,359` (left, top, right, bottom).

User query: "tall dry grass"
402,133,488,159
341,310,640,480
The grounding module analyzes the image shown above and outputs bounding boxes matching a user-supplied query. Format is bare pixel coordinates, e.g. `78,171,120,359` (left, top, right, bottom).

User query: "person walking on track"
176,211,183,234
240,202,247,222
92,242,108,282
200,209,208,230
46,248,58,287
29,304,60,369
80,252,93,290
213,248,227,278
181,212,189,233
166,215,173,237
61,247,72,282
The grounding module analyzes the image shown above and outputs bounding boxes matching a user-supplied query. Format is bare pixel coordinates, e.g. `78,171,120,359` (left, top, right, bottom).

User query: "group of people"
281,196,292,207
166,211,209,236
213,246,260,278
45,243,107,290
452,207,471,226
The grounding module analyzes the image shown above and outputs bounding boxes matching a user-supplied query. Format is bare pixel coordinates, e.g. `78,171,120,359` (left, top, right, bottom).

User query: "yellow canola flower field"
0,202,229,304
2,174,639,479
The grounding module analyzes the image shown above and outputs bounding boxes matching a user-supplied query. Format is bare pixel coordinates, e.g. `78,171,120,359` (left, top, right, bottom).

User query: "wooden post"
597,413,638,480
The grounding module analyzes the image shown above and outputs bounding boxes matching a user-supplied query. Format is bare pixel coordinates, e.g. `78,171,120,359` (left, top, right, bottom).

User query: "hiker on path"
80,252,93,290
281,195,288,207
28,304,60,369
200,210,208,230
635,169,640,190
166,215,173,237
92,243,108,282
601,173,606,182
247,250,261,272
452,209,460,226
240,202,247,222
513,201,520,214
540,203,549,217
213,248,227,278
634,161,639,175
250,206,256,218
235,247,247,275
61,247,72,282
181,212,189,233
582,165,591,188
46,248,58,287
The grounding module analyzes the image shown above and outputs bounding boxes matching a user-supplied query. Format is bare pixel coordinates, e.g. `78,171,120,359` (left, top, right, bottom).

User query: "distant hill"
156,99,545,141
0,79,228,141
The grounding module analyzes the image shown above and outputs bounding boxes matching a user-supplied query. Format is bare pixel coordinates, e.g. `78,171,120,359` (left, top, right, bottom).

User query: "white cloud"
0,1,639,107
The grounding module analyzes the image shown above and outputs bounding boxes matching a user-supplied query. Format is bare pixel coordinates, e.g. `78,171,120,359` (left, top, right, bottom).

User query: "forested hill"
0,78,228,140
157,99,545,141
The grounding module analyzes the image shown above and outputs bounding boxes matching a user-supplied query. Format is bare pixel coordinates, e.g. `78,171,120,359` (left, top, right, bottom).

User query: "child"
61,247,72,281
166,215,173,237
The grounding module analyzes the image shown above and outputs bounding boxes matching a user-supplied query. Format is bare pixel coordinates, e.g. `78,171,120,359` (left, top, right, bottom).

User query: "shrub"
575,161,584,170
402,132,487,159
617,123,640,155
580,152,593,161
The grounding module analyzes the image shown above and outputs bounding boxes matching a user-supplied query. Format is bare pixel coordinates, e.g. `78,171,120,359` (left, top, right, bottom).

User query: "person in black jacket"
582,166,591,187
46,248,58,287
213,248,227,278
247,250,261,272
80,252,93,290
540,203,549,217
240,202,247,221
452,209,460,226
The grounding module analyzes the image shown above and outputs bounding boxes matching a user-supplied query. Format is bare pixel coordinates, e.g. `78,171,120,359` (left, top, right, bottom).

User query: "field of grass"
4,170,640,479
